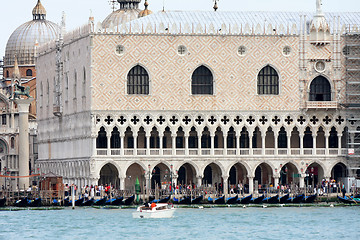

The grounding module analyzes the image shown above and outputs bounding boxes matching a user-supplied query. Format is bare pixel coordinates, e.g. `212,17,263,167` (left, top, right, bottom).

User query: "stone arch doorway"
331,163,347,182
150,163,171,190
177,163,196,186
202,163,222,189
125,163,145,193
98,163,119,188
280,163,299,186
229,163,248,194
305,163,324,188
254,163,273,190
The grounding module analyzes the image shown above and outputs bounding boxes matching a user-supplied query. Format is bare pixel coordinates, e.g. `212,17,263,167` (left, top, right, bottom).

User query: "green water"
0,207,358,240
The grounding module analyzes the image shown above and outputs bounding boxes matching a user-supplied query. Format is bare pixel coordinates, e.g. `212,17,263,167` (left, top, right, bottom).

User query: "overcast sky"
1,0,359,59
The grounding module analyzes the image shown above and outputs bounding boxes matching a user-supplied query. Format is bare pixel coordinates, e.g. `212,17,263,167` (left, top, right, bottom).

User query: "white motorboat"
132,203,176,219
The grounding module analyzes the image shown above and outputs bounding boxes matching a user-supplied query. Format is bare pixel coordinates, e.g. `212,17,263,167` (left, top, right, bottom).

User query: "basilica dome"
102,0,142,29
4,0,59,66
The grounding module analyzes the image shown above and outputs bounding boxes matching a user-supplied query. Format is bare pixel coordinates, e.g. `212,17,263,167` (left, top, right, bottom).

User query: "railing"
306,101,338,109
96,148,348,157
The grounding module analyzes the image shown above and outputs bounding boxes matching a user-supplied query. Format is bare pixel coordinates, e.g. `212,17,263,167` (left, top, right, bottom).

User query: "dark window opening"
257,65,279,95
127,65,149,95
309,76,331,101
191,66,213,95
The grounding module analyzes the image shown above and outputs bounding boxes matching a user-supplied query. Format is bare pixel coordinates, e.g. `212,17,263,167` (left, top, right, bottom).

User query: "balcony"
96,148,347,157
306,101,338,109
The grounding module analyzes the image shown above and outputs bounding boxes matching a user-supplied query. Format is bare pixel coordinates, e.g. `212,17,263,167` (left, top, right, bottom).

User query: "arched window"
26,69,33,77
192,66,213,95
127,65,149,95
257,65,279,95
96,127,107,149
110,127,120,149
6,71,9,78
10,137,15,149
309,76,331,101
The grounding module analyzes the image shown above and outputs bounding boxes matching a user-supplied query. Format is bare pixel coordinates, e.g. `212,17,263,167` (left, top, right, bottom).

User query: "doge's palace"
36,0,360,194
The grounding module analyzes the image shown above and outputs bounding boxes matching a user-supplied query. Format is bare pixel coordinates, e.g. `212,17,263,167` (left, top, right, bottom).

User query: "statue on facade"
9,83,31,99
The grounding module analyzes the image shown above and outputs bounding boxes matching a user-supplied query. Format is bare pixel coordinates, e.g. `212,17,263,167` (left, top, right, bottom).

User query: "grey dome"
4,0,59,66
102,0,141,29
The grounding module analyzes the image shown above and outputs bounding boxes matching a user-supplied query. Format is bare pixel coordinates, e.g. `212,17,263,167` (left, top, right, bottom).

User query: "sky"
1,0,359,59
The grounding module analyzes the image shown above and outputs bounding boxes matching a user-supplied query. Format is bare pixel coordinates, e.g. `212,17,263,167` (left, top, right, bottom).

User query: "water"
0,206,359,240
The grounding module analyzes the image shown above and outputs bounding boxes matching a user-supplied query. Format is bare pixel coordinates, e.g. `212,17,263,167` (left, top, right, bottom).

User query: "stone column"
299,133,304,155
184,133,189,155
133,134,138,155
249,133,253,156
223,176,229,195
196,176,203,188
274,132,279,155
299,176,305,188
210,133,215,155
146,133,151,156
261,132,266,155
337,134,342,155
248,176,254,194
120,134,125,155
274,176,279,189
236,132,240,156
119,177,126,191
171,134,176,155
14,98,33,190
223,134,228,156
198,135,202,155
287,133,291,156
312,133,317,155
159,134,164,156
325,132,330,155
107,132,111,155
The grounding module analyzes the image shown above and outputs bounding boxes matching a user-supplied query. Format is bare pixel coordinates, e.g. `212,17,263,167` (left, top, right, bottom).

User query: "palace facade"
36,0,360,194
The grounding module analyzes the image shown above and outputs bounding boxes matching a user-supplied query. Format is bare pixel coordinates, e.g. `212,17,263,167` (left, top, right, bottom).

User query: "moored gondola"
75,197,84,206
152,196,171,203
191,195,203,204
226,195,238,204
93,197,107,206
173,196,189,204
238,194,252,204
15,197,29,207
287,194,304,204
106,197,123,206
251,195,264,204
262,195,279,204
337,195,358,204
0,198,6,207
214,195,225,204
303,194,317,203
28,198,42,207
123,195,135,205
82,198,95,206
279,194,289,204
207,197,214,204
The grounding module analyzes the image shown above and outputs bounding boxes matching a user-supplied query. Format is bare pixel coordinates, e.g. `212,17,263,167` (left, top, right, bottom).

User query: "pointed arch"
309,76,331,101
127,65,149,95
257,65,279,95
191,65,214,95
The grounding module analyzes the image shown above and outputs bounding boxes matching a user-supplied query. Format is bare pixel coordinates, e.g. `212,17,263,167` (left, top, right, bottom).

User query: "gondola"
214,195,225,204
28,198,42,207
279,194,289,204
0,198,6,207
106,197,123,206
173,196,190,204
191,195,203,204
148,196,155,202
262,195,279,204
14,197,29,207
287,194,304,204
63,197,71,206
93,197,107,206
303,194,317,203
337,196,358,204
75,197,84,206
238,194,252,204
82,198,95,206
123,195,135,205
152,196,170,203
251,195,264,204
52,199,60,206
354,194,360,199
226,195,238,204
